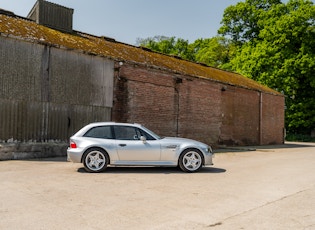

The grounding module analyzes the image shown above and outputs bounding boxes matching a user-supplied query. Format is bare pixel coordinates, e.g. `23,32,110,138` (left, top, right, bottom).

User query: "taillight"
70,141,77,149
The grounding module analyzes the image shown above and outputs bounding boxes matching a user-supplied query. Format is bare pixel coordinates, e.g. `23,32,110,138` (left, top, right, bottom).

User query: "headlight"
209,147,213,153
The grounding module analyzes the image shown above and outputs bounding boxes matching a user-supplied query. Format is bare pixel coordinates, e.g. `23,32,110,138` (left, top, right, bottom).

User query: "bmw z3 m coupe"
67,122,213,173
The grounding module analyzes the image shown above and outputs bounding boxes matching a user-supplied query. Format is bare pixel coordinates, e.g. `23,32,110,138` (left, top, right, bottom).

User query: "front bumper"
203,151,214,166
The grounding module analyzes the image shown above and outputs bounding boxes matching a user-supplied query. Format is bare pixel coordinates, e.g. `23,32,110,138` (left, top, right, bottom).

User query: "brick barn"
0,1,285,159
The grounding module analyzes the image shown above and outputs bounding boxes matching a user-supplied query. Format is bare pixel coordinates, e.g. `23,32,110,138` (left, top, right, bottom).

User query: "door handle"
119,144,126,147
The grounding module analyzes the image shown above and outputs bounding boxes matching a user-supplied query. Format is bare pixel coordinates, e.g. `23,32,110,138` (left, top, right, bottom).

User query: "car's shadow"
77,166,226,174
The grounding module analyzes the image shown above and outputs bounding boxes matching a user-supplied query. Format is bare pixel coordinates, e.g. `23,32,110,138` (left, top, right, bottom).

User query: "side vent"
27,0,74,33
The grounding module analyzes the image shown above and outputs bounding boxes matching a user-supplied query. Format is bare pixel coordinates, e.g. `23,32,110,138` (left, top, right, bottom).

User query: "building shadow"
215,141,315,153
23,156,68,162
256,141,315,149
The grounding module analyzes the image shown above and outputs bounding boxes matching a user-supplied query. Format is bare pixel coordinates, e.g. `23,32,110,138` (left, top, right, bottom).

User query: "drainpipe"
174,78,182,137
175,87,179,137
259,92,263,145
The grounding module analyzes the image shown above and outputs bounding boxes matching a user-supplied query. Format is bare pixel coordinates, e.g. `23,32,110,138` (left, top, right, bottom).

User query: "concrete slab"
0,142,314,229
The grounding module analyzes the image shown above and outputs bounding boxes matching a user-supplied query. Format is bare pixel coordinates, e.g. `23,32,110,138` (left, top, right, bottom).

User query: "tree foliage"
192,37,237,70
218,0,282,44
137,36,235,69
136,36,194,60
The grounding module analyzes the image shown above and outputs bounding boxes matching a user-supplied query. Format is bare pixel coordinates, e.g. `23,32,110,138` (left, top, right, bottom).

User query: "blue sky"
1,0,288,45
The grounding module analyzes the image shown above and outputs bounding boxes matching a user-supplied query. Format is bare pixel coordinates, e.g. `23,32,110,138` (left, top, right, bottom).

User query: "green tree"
137,36,235,69
136,36,194,60
230,0,315,133
191,37,236,70
218,0,282,44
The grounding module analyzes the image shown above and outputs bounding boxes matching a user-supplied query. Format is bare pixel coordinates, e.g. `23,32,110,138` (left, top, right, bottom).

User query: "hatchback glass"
83,126,113,139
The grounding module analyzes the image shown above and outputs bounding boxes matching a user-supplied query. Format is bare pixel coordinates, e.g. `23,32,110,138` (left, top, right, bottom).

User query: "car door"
114,125,161,162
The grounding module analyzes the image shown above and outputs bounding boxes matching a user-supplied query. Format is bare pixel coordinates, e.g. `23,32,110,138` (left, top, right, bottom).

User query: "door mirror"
140,136,147,143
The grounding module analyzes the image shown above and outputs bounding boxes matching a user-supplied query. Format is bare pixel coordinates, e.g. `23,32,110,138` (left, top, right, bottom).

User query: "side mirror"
140,136,147,143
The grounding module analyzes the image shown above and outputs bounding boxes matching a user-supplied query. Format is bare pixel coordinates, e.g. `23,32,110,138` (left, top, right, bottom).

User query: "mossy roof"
0,13,281,95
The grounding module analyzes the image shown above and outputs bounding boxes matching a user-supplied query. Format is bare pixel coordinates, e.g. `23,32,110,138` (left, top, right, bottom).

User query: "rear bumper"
67,148,83,163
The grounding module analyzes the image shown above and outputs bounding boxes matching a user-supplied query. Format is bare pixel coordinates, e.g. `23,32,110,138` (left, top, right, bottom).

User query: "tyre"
179,149,203,172
83,148,109,173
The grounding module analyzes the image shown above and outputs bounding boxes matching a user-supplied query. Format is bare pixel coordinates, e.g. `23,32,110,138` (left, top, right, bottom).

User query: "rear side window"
83,126,113,139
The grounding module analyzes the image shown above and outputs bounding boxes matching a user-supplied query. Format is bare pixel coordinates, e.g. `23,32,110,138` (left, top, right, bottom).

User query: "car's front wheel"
83,148,109,173
179,149,203,172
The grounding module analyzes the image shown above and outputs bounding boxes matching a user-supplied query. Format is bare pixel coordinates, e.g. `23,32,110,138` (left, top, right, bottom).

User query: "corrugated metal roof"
0,13,281,95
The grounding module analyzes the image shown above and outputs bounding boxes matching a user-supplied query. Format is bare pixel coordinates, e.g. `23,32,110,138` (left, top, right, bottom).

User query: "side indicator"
166,145,178,149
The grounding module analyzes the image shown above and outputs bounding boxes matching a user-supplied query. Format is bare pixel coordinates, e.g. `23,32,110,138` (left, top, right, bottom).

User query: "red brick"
112,63,285,146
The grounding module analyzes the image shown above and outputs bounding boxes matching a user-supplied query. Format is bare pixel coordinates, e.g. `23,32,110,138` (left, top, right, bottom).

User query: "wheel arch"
178,147,205,166
81,146,110,164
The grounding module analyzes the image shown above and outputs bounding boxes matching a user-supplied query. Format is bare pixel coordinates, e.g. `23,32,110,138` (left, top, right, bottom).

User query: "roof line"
0,12,282,96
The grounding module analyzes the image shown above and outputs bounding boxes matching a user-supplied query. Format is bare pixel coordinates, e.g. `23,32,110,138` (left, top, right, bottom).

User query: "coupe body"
67,122,213,173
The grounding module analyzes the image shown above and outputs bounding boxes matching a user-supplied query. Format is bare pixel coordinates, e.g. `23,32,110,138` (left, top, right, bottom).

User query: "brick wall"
112,63,177,136
261,93,285,145
112,63,285,146
177,78,222,144
220,87,260,145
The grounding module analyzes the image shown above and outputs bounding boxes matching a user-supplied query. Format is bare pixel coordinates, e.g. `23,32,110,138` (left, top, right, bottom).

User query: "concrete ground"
0,142,314,230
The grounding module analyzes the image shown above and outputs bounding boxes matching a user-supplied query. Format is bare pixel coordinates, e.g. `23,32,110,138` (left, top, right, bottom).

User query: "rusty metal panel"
0,99,111,142
49,47,114,107
0,99,46,141
0,37,43,101
0,37,113,142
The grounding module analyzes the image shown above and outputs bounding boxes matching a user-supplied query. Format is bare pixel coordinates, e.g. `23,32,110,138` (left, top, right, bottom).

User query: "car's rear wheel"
179,149,203,172
83,148,109,173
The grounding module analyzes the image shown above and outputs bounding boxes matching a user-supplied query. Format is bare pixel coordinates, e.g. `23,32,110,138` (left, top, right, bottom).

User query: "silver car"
67,122,213,173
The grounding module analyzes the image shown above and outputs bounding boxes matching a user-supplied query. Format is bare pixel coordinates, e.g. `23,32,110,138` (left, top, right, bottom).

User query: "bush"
285,133,315,142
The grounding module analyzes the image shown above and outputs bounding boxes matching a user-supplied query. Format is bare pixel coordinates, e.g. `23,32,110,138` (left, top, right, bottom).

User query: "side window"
83,126,113,139
114,126,141,140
